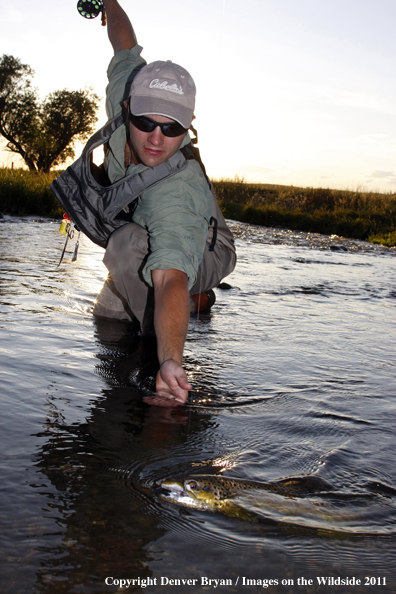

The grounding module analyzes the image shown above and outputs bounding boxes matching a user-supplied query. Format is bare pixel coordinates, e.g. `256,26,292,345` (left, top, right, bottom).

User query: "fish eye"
187,480,198,490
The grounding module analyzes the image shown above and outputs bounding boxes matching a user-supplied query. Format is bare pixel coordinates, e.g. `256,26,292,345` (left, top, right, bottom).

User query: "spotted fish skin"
160,475,386,535
160,474,333,512
160,475,257,520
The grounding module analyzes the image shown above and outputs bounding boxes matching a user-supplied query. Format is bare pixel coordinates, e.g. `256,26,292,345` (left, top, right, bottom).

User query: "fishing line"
187,0,228,419
220,0,226,55
74,0,215,422
195,251,205,322
186,229,208,430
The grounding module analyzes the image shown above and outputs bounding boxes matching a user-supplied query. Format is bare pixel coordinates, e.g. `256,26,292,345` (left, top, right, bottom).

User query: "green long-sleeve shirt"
104,46,213,289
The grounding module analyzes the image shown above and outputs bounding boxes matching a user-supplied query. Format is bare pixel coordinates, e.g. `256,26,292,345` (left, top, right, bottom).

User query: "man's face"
129,114,187,167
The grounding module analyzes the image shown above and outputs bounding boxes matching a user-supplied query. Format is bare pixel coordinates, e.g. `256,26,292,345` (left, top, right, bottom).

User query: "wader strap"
50,113,191,248
181,143,219,251
180,143,210,187
82,113,125,157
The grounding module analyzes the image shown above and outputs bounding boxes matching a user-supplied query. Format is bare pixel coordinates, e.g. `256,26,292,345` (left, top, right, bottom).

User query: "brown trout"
160,474,356,528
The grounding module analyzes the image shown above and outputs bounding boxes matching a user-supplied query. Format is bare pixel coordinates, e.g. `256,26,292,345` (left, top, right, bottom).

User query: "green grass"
0,167,63,218
213,178,396,247
0,168,395,247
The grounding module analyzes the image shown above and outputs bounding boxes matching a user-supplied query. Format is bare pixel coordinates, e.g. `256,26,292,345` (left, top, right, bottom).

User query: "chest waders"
50,113,234,255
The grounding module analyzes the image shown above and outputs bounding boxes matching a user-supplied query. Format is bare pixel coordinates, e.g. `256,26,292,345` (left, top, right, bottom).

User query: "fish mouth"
158,479,186,500
158,479,206,508
159,480,184,496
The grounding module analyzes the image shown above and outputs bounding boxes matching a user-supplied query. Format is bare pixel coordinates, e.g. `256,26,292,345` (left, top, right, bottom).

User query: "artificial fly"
58,214,81,267
77,0,107,25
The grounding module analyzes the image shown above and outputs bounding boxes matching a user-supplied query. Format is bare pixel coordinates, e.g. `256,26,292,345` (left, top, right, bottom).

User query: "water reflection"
30,315,396,593
31,316,229,593
1,217,395,594
33,424,160,592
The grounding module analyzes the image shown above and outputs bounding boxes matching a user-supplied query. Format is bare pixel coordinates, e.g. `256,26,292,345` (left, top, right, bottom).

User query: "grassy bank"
0,168,64,218
0,168,395,247
213,178,396,247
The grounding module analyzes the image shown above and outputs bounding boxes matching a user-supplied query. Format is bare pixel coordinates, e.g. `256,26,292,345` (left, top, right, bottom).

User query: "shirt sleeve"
134,163,213,290
104,45,147,183
105,45,146,118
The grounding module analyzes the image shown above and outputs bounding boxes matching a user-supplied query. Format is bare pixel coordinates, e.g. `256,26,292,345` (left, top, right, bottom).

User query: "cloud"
369,170,396,179
366,170,396,185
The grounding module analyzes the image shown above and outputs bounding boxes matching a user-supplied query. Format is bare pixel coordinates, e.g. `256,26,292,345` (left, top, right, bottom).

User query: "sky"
1,0,396,192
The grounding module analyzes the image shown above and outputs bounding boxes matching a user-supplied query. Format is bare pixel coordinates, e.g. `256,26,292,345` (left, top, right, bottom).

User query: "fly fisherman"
75,0,236,406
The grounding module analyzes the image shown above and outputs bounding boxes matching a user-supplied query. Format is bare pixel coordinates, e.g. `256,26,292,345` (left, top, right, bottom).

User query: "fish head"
184,477,231,504
160,475,231,509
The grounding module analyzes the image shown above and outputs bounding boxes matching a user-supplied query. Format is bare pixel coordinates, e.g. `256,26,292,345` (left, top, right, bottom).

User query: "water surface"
1,217,395,594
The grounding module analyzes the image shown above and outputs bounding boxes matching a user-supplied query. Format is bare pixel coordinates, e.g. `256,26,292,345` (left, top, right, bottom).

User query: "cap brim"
130,96,192,129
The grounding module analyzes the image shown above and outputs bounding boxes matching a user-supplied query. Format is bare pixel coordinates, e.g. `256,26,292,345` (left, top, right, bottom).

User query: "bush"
0,167,63,217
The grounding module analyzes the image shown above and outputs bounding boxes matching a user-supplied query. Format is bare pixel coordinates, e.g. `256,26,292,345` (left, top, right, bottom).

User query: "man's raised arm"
103,0,137,53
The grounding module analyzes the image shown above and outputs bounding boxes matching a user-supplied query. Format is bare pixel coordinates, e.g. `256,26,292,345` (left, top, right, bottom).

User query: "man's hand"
144,359,192,407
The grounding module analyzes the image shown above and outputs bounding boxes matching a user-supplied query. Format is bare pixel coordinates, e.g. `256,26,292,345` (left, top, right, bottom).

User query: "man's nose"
148,125,164,145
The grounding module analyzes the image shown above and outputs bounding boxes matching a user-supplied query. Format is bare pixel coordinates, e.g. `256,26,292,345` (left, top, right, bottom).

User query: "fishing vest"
50,113,235,255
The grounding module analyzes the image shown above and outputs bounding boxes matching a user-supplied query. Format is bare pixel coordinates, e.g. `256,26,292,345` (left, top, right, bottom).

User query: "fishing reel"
77,0,106,25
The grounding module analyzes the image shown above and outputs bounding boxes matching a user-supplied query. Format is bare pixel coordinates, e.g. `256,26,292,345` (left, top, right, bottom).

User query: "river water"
1,216,395,594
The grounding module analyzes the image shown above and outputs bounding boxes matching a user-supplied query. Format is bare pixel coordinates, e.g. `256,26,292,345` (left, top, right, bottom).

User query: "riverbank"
213,177,396,248
1,168,395,247
0,168,62,219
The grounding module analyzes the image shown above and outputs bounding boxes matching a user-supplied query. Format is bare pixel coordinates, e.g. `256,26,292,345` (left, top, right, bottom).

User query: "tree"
0,54,100,172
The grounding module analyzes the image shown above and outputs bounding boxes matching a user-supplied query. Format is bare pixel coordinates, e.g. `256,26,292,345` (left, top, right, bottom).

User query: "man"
92,0,236,406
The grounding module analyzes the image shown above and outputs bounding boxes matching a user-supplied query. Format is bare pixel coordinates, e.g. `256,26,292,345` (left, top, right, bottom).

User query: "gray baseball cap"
129,60,196,129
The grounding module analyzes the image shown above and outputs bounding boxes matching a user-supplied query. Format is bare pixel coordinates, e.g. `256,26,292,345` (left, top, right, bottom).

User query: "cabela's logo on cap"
149,79,184,96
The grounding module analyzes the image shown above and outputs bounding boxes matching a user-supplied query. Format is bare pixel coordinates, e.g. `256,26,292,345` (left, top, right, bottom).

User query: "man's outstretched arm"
147,268,192,406
103,0,137,53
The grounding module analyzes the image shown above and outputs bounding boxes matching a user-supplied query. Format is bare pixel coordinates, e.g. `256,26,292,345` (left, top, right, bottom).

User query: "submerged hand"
144,359,192,407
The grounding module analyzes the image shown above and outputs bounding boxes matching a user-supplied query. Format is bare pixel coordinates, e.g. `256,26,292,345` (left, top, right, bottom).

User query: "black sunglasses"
129,113,188,138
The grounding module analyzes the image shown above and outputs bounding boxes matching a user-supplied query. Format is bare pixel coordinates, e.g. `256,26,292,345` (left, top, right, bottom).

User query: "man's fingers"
144,388,188,407
143,394,180,407
159,360,192,391
176,374,192,391
143,361,192,407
